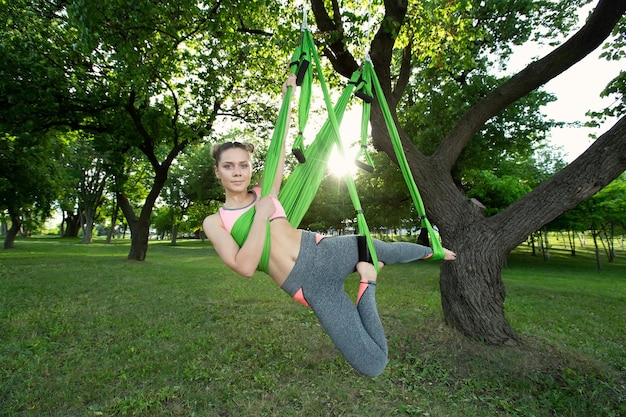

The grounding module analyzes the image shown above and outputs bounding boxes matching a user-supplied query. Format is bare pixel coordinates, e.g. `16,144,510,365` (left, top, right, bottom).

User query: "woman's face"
214,147,252,193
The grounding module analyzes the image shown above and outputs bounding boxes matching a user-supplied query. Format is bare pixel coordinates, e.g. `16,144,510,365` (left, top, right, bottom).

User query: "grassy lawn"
1,237,624,416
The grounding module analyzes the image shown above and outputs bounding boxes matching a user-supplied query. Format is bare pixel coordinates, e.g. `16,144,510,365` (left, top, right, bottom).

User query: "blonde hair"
212,141,255,165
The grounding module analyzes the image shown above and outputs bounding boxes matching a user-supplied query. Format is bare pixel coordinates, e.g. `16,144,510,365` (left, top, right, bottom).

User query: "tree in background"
353,152,415,237
159,144,218,244
552,173,626,266
0,1,71,248
300,174,353,233
66,0,295,260
56,132,111,243
0,132,62,248
592,175,626,261
1,0,296,258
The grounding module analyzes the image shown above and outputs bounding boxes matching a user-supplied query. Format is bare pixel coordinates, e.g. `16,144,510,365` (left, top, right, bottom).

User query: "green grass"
1,237,624,417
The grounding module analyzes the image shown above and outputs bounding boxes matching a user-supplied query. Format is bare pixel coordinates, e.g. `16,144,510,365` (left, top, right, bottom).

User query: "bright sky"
504,42,622,163
501,2,622,163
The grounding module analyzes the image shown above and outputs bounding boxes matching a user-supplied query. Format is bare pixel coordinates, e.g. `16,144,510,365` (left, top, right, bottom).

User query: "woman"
203,74,457,377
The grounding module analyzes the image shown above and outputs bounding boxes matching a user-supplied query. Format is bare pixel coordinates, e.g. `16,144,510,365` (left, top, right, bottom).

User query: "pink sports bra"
218,187,287,234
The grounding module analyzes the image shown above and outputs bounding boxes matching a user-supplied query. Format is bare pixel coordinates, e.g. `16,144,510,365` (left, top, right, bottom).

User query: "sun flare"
327,147,358,177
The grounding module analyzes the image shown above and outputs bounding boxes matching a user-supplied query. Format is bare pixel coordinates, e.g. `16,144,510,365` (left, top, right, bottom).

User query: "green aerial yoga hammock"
229,25,444,273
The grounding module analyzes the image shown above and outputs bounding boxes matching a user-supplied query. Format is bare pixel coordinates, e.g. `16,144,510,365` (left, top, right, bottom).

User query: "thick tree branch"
117,192,138,226
369,0,408,97
309,0,359,77
124,91,160,169
158,75,180,147
493,114,626,251
237,18,273,37
392,42,412,107
435,0,626,169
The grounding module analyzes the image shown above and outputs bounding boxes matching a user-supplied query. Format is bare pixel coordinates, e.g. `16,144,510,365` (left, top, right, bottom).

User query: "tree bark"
118,192,148,261
542,228,550,262
170,223,179,245
82,206,95,244
439,226,517,345
80,168,107,244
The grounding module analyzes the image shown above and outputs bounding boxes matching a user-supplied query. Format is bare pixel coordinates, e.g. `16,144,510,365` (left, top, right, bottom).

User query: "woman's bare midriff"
266,219,303,286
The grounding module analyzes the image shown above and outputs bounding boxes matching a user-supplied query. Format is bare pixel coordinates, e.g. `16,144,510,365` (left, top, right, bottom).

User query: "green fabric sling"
363,58,445,260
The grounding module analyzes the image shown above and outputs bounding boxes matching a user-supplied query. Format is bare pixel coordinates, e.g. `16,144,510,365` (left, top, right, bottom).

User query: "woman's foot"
356,261,383,283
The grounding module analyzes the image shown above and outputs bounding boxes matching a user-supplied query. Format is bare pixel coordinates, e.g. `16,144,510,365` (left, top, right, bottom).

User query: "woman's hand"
255,196,276,220
443,248,457,261
282,74,297,98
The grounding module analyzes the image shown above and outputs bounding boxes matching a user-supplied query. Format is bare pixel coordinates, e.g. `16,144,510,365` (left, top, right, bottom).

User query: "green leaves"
0,132,63,217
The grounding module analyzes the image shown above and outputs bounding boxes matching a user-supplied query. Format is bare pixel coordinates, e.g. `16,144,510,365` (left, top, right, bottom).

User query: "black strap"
355,90,373,103
292,147,306,163
357,235,373,264
295,59,310,86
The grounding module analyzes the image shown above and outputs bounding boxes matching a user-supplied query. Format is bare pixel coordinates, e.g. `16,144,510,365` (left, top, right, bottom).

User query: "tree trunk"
59,213,65,236
118,192,150,261
118,160,172,261
82,206,95,244
105,199,119,244
128,219,150,261
536,231,544,255
170,223,179,245
592,230,602,270
437,214,519,344
603,223,615,262
3,208,21,249
542,227,550,262
439,250,517,345
567,230,576,256
63,211,81,237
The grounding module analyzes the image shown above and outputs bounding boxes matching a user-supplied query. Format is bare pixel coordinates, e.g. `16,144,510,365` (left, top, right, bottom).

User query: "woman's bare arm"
203,196,276,277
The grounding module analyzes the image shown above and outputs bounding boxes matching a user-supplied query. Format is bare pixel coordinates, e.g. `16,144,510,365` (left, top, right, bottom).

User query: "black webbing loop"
292,147,306,163
295,59,310,86
354,160,374,172
355,90,373,103
357,235,373,264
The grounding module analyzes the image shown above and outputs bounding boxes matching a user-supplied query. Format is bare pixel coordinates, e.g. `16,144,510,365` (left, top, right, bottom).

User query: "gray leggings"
280,231,433,377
